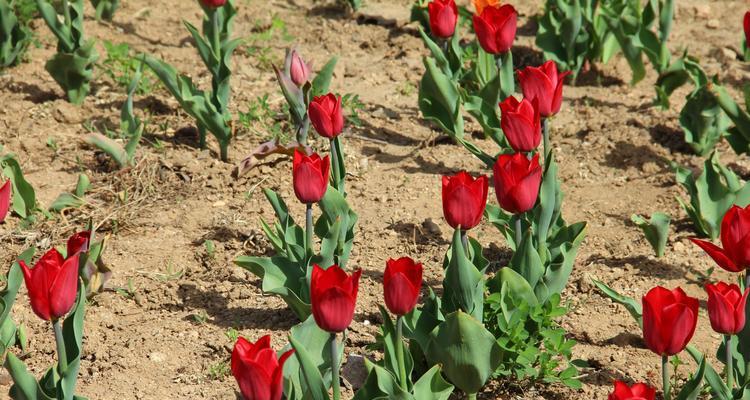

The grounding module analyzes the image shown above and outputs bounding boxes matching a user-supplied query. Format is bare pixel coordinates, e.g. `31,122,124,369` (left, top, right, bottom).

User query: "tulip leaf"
592,279,642,325
425,311,503,395
90,0,119,21
675,356,705,400
311,56,338,97
417,28,452,78
286,317,336,400
484,204,514,249
679,84,729,156
686,346,732,400
352,360,413,400
540,221,587,299
418,57,464,139
509,229,544,290
631,213,671,257
0,0,31,68
442,229,484,321
411,365,454,400
403,288,444,355
6,353,46,400
373,307,414,389
234,256,310,320
58,281,86,400
316,187,357,269
0,154,36,220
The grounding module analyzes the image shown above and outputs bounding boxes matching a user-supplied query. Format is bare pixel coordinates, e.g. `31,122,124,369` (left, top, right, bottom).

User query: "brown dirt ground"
1,0,749,398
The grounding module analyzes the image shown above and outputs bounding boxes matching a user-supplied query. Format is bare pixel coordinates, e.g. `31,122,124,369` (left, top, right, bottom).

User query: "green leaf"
509,229,544,290
685,346,731,400
1,154,36,219
285,316,338,400
679,85,729,156
411,365,454,400
675,356,705,400
352,360,413,400
311,56,338,97
288,332,329,400
234,256,309,320
425,311,503,395
442,230,484,321
630,212,671,257
592,279,642,325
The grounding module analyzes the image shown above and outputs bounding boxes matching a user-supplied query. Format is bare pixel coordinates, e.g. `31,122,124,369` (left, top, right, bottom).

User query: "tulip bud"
492,153,542,214
642,286,699,356
517,61,571,117
292,150,330,204
200,0,226,8
744,12,750,46
231,335,294,400
499,96,541,152
472,0,501,15
608,381,656,400
290,50,312,87
20,249,80,321
472,4,517,55
428,0,458,39
705,282,749,335
441,171,489,231
691,205,750,272
384,257,423,316
308,93,344,139
311,264,361,333
67,231,91,257
0,180,10,223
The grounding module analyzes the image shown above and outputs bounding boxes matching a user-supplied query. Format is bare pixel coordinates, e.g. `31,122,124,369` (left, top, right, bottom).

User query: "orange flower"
473,0,501,15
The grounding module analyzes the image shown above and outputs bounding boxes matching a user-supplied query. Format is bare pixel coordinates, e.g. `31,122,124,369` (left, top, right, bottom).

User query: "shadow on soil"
585,254,686,280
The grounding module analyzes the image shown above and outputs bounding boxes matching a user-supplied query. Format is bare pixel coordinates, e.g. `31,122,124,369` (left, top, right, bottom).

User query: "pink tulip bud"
290,50,312,87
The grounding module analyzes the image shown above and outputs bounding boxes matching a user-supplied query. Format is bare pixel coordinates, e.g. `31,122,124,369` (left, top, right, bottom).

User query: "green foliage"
0,258,27,363
36,0,98,104
713,83,750,156
49,173,90,212
679,84,730,156
631,212,671,257
353,362,454,400
101,41,159,94
0,0,31,68
244,14,292,71
284,316,338,400
89,0,118,21
674,152,750,239
85,61,144,168
0,152,37,221
484,293,582,388
238,94,289,142
441,229,487,322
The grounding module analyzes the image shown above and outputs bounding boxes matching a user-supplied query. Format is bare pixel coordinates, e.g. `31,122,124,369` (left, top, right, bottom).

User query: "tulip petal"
308,102,334,138
0,180,10,223
312,286,356,333
271,349,295,400
236,360,273,400
690,238,742,272
662,302,697,355
48,253,80,319
385,271,420,316
20,260,52,321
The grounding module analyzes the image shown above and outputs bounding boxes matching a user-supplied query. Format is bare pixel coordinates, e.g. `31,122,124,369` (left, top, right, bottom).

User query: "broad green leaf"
631,213,670,257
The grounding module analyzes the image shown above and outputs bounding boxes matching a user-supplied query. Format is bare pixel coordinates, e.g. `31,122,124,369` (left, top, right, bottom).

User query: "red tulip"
308,93,344,139
608,381,656,400
67,231,91,257
293,150,330,204
311,264,361,333
428,0,458,39
691,205,750,272
441,171,489,231
517,61,571,117
20,249,80,321
472,4,517,55
499,96,541,152
0,180,10,223
705,282,749,335
744,12,750,45
642,286,699,356
290,50,312,87
384,257,423,316
231,335,294,400
200,0,226,8
492,153,542,214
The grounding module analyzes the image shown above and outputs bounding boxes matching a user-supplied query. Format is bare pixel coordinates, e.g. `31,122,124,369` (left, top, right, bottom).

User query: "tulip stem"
497,51,514,100
396,316,408,390
514,217,522,247
460,230,470,258
62,0,71,29
53,319,68,376
210,8,221,61
662,355,671,400
468,394,477,400
330,138,344,194
305,203,313,261
542,118,550,162
331,333,341,400
727,335,734,389
745,272,749,291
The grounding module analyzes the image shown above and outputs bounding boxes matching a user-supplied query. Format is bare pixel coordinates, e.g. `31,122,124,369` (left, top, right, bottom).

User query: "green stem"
468,393,477,400
219,141,228,162
330,138,344,194
331,332,341,400
62,0,72,29
542,118,550,162
745,272,749,291
305,204,313,261
297,117,310,147
460,229,470,258
396,317,408,390
662,355,671,400
210,8,221,60
497,51,514,100
514,217,522,247
53,319,68,376
727,335,734,389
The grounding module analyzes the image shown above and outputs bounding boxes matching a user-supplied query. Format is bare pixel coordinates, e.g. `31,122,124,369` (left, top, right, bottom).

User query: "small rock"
706,19,720,29
577,272,594,293
149,352,167,363
53,102,86,124
673,241,686,253
693,4,710,19
341,354,368,390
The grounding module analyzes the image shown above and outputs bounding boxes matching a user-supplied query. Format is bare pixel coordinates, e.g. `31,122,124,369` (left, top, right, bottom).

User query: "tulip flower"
690,205,750,273
473,0,500,15
492,153,542,215
642,286,699,356
308,93,344,139
231,335,294,400
706,282,749,335
20,248,80,321
517,61,571,118
200,0,226,7
292,150,330,205
472,4,517,55
441,171,489,231
384,257,423,316
608,381,656,400
67,231,91,257
428,0,458,39
744,12,750,46
0,179,10,223
499,96,541,152
290,49,312,87
311,264,361,333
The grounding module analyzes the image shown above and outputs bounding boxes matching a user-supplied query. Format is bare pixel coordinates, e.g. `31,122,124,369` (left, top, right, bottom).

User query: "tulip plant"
5,244,88,400
743,12,750,62
596,205,750,400
143,0,240,161
89,0,119,21
0,0,30,69
1,151,38,222
35,0,98,105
